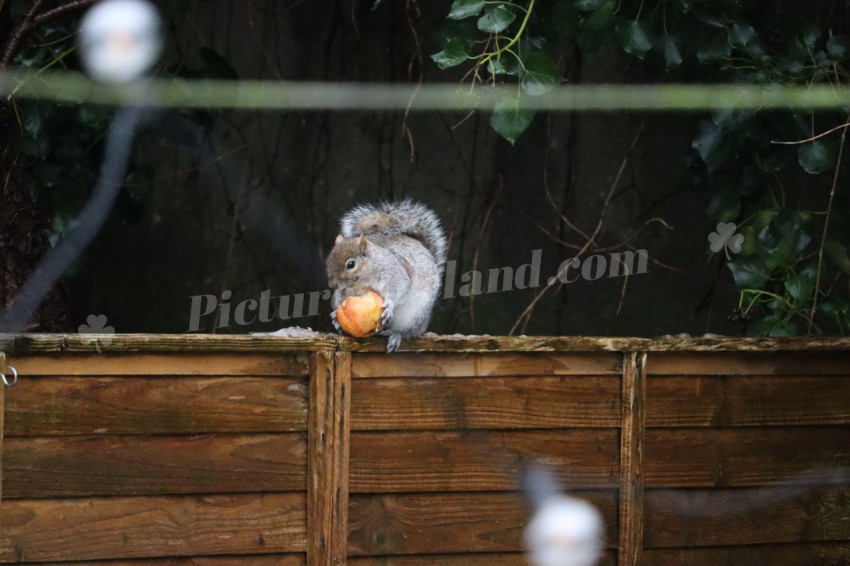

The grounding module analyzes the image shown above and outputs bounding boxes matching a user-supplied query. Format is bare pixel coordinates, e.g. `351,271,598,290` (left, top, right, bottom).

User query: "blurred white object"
523,464,604,566
79,0,162,83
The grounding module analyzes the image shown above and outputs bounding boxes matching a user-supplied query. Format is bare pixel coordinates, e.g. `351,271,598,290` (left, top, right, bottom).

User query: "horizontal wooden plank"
644,427,850,487
350,430,620,492
24,556,306,566
5,376,308,436
351,376,621,430
348,491,617,556
8,353,309,377
349,552,617,566
642,542,850,566
4,332,850,354
646,351,850,376
0,493,307,562
644,487,850,547
646,375,850,427
351,352,623,378
3,434,306,498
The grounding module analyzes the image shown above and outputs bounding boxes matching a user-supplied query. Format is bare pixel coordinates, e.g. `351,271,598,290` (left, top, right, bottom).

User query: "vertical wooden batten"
0,351,4,507
618,351,647,566
308,350,352,566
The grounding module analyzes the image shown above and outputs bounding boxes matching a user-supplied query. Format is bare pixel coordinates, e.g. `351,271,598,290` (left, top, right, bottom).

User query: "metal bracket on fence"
1,351,17,387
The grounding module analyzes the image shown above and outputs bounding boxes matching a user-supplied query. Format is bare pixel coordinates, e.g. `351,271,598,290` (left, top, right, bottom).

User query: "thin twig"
808,113,848,333
510,119,647,335
772,122,850,145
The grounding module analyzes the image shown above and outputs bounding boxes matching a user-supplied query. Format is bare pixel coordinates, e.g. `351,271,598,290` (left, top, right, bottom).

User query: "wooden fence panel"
0,336,848,566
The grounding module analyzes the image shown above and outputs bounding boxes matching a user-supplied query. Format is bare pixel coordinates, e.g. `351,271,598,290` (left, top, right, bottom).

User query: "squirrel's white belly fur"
387,288,433,337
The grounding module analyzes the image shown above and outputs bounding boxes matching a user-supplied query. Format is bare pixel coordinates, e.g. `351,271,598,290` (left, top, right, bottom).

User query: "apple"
336,290,384,337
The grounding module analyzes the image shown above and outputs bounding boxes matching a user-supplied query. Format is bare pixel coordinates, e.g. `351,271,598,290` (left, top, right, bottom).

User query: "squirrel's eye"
346,259,356,270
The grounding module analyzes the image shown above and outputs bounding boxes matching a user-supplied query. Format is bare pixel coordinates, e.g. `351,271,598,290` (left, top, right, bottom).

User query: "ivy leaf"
697,33,731,63
490,99,535,145
553,0,579,36
728,22,757,50
580,0,615,31
448,0,485,20
825,239,850,276
692,120,733,171
798,140,838,174
785,272,814,302
478,5,516,33
659,36,684,69
826,35,850,62
707,190,741,223
431,38,470,69
520,53,563,96
371,0,391,10
727,257,770,288
615,20,655,59
574,0,606,11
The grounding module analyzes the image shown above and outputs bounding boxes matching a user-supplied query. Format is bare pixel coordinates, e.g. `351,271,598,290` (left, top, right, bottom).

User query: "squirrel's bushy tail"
340,199,448,269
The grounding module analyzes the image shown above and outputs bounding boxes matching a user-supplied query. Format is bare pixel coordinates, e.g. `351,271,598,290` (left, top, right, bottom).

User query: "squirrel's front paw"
380,298,395,325
330,309,342,333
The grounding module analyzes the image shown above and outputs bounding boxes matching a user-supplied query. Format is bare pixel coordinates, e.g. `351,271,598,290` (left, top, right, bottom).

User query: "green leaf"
580,0,615,31
431,38,471,69
448,0,485,20
490,99,535,144
785,272,814,302
697,33,731,63
798,140,838,174
574,0,606,11
658,36,683,69
520,53,563,96
727,257,770,288
707,191,741,223
729,22,757,50
553,0,579,36
615,20,655,59
478,5,516,33
692,120,733,171
798,22,821,50
826,35,850,62
371,0,391,10
825,239,850,276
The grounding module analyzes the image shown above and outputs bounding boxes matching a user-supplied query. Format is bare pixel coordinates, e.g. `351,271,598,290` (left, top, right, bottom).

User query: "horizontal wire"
2,68,850,111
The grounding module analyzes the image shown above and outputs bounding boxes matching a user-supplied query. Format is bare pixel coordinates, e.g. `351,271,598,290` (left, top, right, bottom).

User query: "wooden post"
0,351,5,507
308,351,351,566
618,351,646,566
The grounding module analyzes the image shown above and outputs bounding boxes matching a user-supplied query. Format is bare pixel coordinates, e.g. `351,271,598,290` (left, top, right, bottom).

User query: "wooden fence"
0,334,848,565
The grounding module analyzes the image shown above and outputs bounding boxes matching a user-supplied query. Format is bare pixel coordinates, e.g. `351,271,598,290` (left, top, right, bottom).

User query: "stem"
808,112,848,333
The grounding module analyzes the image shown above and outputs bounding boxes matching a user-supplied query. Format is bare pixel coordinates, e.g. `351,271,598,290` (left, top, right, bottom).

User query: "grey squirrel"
326,199,447,352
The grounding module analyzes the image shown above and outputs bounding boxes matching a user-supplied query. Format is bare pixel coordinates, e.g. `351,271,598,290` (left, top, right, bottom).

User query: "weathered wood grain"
22,556,307,566
0,493,307,562
643,487,850,547
646,351,850,376
618,352,646,566
8,353,309,377
645,375,850,427
4,376,308,436
3,333,850,354
351,352,623,378
348,491,618,556
641,542,850,566
3,434,306,498
350,376,621,430
350,430,621,492
307,351,351,566
644,427,850,487
348,552,618,566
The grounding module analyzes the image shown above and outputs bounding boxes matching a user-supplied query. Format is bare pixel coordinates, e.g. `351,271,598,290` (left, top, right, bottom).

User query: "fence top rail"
0,333,849,354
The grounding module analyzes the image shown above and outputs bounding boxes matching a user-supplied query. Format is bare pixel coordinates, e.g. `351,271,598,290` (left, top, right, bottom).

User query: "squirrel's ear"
357,234,369,254
335,234,344,244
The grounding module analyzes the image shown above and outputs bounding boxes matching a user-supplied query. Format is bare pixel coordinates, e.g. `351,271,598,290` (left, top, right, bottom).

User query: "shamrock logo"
708,222,744,260
78,314,115,353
